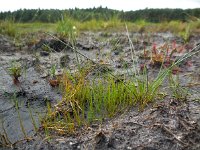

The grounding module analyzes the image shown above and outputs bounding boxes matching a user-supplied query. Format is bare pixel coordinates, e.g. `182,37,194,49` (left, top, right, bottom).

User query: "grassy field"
1,18,200,40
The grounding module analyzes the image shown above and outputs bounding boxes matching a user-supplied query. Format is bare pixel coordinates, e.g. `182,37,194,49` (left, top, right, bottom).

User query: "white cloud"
0,0,199,12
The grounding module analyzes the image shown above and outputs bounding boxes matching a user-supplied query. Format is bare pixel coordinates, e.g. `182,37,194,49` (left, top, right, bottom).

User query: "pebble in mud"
60,54,70,67
40,51,50,56
95,132,108,150
0,35,16,52
188,101,200,126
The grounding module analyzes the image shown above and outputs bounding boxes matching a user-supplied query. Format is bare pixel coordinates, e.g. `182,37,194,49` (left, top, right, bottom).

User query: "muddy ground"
0,32,200,150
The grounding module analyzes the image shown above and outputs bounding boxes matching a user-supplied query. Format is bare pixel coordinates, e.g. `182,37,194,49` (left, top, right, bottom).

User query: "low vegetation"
0,19,199,44
0,8,200,40
0,20,16,37
0,7,200,145
40,36,200,135
8,61,22,84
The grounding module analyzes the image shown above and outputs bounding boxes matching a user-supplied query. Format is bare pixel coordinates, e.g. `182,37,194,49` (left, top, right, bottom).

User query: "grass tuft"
40,27,200,135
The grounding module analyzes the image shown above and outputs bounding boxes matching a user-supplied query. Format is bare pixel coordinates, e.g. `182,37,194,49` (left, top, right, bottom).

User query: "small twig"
12,137,33,148
0,105,15,113
1,119,12,146
154,123,188,146
179,120,190,131
125,24,139,75
36,136,51,150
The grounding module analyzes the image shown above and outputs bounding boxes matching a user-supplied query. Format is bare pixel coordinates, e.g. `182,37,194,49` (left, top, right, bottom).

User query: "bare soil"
0,32,199,150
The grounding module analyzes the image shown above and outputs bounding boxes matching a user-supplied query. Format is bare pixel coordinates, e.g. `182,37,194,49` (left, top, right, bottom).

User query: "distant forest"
0,7,200,23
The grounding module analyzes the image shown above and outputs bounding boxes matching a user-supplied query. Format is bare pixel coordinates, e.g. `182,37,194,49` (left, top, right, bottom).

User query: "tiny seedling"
8,62,22,84
169,73,189,100
49,64,60,87
50,64,56,78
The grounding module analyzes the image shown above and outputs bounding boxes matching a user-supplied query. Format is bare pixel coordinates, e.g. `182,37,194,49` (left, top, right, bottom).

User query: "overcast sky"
0,0,200,12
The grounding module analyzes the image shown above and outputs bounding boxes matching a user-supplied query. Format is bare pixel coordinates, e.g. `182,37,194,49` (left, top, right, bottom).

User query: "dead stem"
154,123,188,146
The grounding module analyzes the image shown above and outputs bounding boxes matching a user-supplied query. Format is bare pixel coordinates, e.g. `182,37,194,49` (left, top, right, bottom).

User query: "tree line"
0,7,200,23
